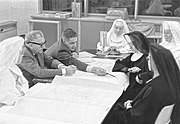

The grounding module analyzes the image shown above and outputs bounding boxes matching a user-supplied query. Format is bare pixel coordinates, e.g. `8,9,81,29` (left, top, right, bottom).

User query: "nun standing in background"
0,36,29,107
102,31,180,124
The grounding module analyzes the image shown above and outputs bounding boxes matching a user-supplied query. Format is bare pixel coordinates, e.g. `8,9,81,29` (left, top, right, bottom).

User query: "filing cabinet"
0,21,17,42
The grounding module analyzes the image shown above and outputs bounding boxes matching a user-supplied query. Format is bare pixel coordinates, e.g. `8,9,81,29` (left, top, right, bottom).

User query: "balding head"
25,30,44,44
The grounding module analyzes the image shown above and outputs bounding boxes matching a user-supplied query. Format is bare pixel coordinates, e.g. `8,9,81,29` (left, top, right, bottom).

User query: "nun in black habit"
102,31,180,124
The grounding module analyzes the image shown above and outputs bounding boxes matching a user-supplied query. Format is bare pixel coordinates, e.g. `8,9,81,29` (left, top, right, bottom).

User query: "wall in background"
0,0,39,35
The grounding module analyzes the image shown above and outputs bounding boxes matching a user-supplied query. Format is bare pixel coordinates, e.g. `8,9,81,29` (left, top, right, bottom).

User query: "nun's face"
114,21,124,36
164,29,173,42
164,29,173,43
128,36,139,52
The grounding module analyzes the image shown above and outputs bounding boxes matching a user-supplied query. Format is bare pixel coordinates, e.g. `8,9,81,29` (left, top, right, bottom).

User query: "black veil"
150,44,180,123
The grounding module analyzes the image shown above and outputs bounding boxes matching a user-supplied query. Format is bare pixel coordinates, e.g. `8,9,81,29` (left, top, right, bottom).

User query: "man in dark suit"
18,30,76,88
45,28,107,76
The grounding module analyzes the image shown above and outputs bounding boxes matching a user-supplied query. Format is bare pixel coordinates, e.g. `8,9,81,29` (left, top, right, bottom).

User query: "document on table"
0,112,64,124
77,57,95,63
77,51,96,63
88,58,116,72
78,51,96,58
72,70,129,86
0,70,129,124
77,58,116,71
27,75,126,106
3,96,112,124
77,51,118,71
1,76,126,124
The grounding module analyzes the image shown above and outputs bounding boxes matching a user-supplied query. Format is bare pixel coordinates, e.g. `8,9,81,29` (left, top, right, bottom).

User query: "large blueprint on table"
0,71,128,124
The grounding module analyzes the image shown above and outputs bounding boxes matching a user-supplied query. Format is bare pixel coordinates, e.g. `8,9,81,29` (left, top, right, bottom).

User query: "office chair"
32,78,53,84
155,104,175,124
164,10,172,16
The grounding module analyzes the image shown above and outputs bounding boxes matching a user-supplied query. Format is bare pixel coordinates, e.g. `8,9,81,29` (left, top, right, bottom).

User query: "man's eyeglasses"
28,40,47,47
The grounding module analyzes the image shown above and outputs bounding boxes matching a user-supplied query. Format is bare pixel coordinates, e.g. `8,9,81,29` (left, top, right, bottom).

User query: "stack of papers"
77,51,96,63
96,50,130,60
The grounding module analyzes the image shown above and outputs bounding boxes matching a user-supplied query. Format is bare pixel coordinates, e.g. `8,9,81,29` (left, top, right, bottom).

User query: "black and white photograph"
0,0,180,124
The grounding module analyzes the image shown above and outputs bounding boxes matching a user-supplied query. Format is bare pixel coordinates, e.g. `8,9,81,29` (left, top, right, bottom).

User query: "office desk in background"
0,53,129,124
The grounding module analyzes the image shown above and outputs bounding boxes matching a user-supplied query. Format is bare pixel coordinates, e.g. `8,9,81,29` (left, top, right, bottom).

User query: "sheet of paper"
0,112,63,124
78,51,96,58
27,76,124,106
73,70,118,84
77,57,95,63
72,70,128,86
78,56,117,71
6,97,91,124
5,97,110,124
105,53,129,60
0,70,129,124
106,72,129,90
89,58,116,72
77,51,97,63
3,76,124,124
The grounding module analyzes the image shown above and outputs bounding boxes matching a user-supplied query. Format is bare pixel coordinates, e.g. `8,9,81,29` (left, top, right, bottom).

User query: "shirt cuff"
61,68,66,75
135,75,143,84
86,65,93,72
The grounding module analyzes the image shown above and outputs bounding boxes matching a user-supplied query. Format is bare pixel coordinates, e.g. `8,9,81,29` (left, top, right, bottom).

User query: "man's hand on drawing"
91,67,107,76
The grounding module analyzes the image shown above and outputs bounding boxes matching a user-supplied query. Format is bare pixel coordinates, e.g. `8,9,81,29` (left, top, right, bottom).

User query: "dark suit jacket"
45,40,88,72
18,45,63,87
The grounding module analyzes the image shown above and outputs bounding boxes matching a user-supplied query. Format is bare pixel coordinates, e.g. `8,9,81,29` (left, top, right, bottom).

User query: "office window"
138,0,180,17
42,0,134,15
41,0,180,17
42,0,73,12
89,0,135,15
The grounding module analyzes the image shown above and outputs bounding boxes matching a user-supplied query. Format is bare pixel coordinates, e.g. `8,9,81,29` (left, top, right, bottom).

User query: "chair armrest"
32,78,53,84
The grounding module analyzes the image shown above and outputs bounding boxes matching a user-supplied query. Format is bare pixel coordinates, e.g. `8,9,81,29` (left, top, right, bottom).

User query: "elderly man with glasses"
18,30,76,88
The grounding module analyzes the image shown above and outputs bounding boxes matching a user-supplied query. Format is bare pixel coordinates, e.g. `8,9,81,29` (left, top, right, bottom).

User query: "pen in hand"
106,72,116,78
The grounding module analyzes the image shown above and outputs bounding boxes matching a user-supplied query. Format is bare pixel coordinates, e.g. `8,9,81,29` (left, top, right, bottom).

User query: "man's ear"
62,40,66,44
62,36,66,44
